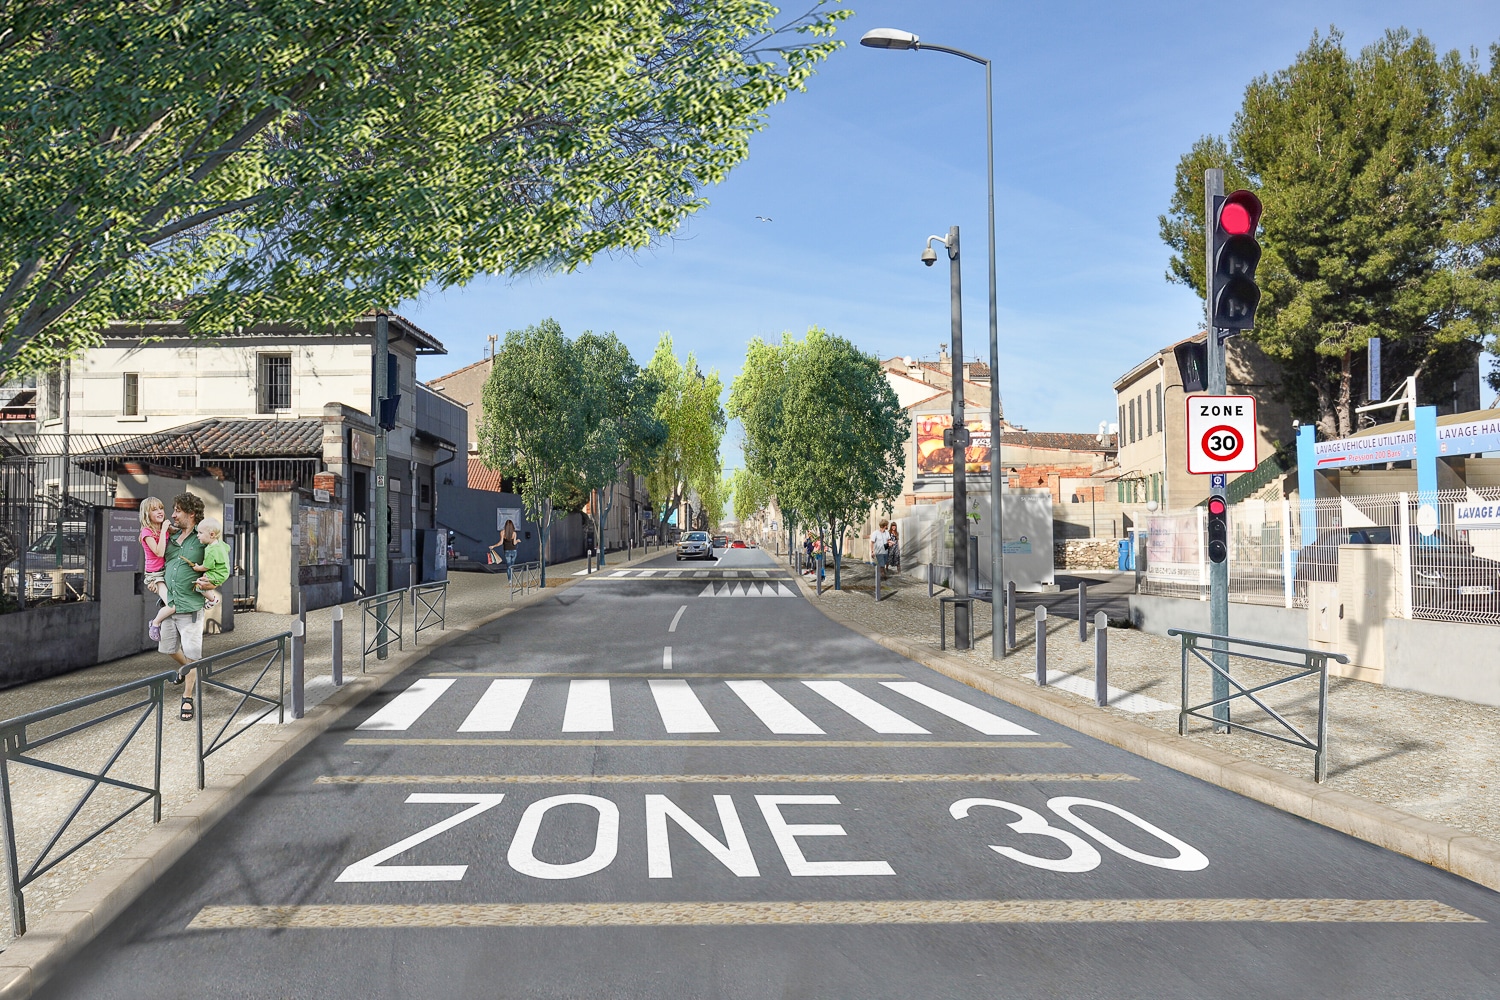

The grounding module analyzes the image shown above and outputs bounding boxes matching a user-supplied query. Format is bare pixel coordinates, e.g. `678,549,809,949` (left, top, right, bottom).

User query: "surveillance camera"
920,246,937,267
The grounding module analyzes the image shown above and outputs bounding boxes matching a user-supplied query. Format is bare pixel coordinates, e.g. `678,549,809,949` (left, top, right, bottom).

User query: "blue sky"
403,1,1500,466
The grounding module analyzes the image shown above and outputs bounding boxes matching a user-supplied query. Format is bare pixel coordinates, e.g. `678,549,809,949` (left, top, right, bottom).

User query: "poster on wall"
106,510,142,572
299,507,347,566
1145,511,1206,583
349,429,376,467
497,507,524,534
915,414,991,476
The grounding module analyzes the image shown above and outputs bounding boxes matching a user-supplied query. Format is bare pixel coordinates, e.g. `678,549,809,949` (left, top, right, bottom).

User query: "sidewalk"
0,546,655,954
801,561,1500,850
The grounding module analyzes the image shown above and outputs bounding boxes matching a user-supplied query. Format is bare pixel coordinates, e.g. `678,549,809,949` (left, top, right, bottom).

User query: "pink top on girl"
140,525,166,572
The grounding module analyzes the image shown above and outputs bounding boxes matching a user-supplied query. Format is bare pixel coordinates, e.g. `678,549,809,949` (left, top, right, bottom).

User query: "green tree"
1159,30,1500,437
0,0,847,375
573,331,665,565
697,471,732,532
476,320,587,585
730,327,908,590
642,334,725,536
730,467,771,525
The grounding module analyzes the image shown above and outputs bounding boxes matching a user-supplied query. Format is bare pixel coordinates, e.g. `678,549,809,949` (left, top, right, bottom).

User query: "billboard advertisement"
915,414,991,476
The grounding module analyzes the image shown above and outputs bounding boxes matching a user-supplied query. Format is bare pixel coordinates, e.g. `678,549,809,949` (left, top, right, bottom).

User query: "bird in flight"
755,215,773,222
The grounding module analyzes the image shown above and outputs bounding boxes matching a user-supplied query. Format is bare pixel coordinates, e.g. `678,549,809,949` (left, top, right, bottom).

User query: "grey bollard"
1035,605,1048,686
291,618,305,720
331,606,343,687
1094,610,1108,707
1078,582,1088,642
1007,580,1017,651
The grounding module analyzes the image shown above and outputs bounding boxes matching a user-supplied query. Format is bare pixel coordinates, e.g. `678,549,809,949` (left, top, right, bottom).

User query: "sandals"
179,697,194,721
149,622,161,641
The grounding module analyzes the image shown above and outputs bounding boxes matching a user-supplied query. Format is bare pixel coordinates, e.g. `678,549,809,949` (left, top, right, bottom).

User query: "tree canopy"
729,327,908,588
642,333,726,534
730,467,771,525
0,0,847,375
1159,30,1500,437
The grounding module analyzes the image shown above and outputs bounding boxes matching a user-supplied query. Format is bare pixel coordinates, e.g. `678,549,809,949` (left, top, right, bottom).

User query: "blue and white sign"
1455,502,1500,531
1312,416,1500,470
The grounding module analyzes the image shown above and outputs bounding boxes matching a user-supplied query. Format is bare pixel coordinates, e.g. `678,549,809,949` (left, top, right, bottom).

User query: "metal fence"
185,633,287,790
509,560,541,598
1170,629,1347,782
1,671,175,935
359,590,405,668
411,580,448,643
1139,488,1500,628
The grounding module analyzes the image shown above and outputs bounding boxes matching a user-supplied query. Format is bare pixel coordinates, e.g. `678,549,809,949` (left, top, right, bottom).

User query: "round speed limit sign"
1186,395,1258,474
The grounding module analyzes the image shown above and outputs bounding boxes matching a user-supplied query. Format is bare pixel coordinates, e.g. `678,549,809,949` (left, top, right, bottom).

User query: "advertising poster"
107,510,142,573
915,414,991,476
1145,511,1206,583
299,507,346,566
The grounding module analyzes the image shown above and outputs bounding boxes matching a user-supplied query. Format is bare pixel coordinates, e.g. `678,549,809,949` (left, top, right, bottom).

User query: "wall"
257,489,296,614
0,602,101,689
1384,618,1500,707
1127,592,1307,648
437,482,543,564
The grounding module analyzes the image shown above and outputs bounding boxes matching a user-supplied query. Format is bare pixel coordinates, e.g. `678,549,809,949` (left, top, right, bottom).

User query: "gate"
351,510,369,597
231,494,258,610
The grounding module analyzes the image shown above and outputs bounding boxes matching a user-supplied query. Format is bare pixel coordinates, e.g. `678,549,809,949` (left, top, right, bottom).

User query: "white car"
676,531,713,560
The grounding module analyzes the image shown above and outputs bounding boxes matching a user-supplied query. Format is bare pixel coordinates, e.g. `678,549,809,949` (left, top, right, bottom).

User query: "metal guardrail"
0,670,175,935
183,632,288,790
359,590,405,669
509,560,541,598
411,580,448,643
1169,629,1348,782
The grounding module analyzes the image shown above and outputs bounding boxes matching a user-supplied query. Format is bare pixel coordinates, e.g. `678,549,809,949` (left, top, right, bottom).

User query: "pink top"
140,524,166,572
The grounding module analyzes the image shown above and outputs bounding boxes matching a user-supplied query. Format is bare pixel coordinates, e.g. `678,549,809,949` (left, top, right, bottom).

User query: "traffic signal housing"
1211,189,1262,331
1206,494,1228,564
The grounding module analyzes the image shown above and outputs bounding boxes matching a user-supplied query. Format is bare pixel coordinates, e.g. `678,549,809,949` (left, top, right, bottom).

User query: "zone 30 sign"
1185,395,1258,475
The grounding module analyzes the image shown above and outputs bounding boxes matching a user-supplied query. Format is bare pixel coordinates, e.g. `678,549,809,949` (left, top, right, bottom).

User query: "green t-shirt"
164,529,206,613
201,539,230,586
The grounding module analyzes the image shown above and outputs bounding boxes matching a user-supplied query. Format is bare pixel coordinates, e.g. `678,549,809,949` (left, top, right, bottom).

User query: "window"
122,373,140,416
1118,405,1125,441
44,369,60,422
257,354,292,413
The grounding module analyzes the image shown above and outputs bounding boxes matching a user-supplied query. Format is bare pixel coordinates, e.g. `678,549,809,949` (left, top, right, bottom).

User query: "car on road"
729,540,748,549
676,530,714,561
710,534,728,551
2,528,90,600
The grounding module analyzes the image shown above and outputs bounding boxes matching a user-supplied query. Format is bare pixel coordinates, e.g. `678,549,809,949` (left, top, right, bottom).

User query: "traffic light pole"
1204,169,1230,731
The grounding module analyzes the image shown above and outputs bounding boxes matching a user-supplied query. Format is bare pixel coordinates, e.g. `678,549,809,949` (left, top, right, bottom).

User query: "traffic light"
1174,341,1208,393
1211,189,1262,330
1206,494,1228,564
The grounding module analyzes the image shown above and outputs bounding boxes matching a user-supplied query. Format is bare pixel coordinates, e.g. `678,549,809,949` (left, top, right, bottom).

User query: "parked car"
711,534,729,551
676,530,713,561
1293,524,1500,615
2,528,89,600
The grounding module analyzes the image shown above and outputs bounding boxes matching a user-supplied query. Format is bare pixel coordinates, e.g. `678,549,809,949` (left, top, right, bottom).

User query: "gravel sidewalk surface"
801,558,1500,848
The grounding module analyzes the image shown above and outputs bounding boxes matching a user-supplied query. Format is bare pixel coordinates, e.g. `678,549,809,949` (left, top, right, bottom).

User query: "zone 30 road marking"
315,773,1138,785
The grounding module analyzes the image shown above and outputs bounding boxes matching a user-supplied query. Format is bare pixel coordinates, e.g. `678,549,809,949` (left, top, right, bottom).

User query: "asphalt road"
35,548,1500,999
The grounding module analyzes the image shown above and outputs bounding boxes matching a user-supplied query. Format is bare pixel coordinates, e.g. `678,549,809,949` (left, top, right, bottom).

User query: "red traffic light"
1207,497,1227,516
1218,190,1262,236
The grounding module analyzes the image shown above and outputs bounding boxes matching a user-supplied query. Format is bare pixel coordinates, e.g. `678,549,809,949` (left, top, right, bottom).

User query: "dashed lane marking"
346,739,1069,749
189,899,1482,930
315,773,1138,784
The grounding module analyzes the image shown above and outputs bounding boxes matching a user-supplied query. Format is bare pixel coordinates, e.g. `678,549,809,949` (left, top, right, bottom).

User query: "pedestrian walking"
870,519,891,582
490,520,519,580
811,535,826,585
802,532,815,576
887,522,901,573
157,493,227,721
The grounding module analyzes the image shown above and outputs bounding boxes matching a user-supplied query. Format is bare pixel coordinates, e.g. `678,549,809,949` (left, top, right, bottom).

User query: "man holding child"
158,492,230,721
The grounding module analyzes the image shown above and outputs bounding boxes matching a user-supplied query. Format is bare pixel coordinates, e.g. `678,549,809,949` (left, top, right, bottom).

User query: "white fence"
1139,488,1500,627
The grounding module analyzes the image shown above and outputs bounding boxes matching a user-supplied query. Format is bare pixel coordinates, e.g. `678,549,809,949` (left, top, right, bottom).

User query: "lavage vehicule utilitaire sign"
1455,502,1500,530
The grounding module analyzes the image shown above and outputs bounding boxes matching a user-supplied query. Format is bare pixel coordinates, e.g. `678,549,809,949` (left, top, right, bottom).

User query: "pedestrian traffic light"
1206,494,1228,564
1174,341,1208,393
1211,189,1262,330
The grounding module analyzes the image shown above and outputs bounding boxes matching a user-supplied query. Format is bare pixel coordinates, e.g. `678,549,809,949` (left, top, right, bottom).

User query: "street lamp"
862,27,1005,659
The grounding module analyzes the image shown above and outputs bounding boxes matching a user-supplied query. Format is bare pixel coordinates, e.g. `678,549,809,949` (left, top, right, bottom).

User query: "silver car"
676,530,712,561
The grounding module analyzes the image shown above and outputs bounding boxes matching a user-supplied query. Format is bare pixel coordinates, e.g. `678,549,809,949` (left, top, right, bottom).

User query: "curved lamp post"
862,27,1005,659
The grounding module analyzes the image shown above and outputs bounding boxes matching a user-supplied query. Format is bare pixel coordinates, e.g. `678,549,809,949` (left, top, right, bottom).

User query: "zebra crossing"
355,676,1039,738
577,568,791,582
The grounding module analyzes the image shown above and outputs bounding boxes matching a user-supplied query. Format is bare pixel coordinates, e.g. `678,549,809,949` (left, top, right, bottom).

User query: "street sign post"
1186,395,1258,475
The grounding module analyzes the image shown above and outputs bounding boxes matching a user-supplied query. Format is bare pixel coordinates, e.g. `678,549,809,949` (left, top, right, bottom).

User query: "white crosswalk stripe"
458,679,532,732
648,679,719,733
357,677,1041,740
801,681,931,734
879,681,1038,735
725,680,825,734
562,679,613,732
356,678,454,731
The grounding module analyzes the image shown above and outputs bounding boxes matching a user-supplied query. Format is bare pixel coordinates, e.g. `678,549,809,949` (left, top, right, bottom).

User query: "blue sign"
1368,337,1382,402
1210,474,1227,492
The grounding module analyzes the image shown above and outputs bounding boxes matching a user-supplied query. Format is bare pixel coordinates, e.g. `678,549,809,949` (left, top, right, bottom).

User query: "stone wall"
1054,538,1118,571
